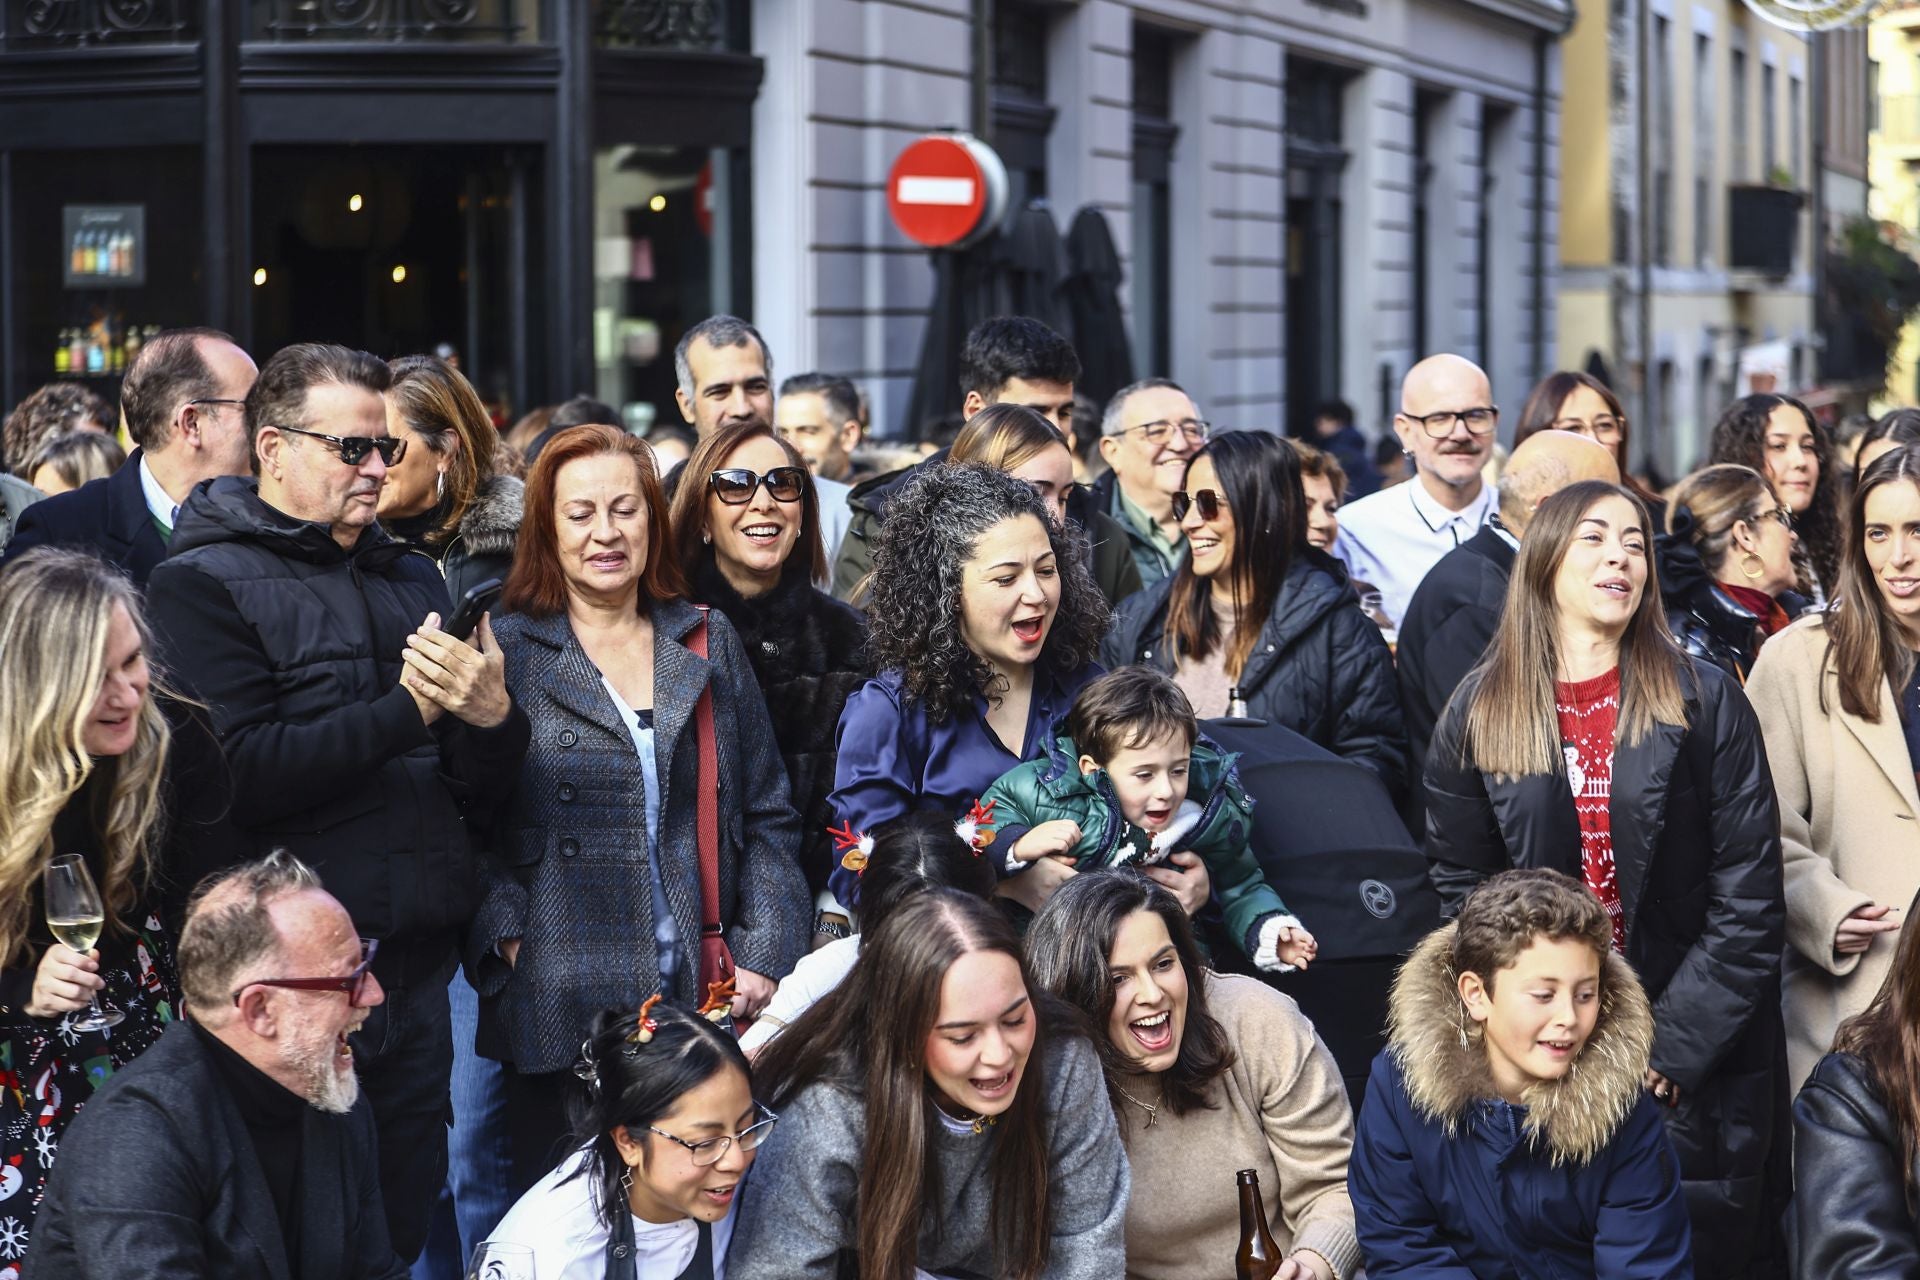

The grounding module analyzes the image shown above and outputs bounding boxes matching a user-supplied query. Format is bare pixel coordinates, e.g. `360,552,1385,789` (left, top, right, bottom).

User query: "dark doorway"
1284,58,1350,438
249,145,537,414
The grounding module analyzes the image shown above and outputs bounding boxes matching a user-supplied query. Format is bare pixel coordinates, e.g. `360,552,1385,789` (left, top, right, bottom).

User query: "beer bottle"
1234,1168,1281,1280
1226,685,1250,720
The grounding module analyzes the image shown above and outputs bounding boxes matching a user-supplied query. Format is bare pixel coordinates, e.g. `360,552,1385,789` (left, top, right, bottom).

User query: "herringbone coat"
467,599,809,1073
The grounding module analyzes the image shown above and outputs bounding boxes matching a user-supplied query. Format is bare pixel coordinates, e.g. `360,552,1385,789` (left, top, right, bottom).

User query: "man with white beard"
32,853,408,1279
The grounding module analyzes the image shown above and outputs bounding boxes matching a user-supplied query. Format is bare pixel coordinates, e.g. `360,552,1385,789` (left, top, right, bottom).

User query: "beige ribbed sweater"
1115,972,1361,1280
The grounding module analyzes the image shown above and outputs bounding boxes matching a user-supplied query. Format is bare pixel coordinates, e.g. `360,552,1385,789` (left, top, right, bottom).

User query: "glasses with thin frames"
232,937,380,1006
709,466,808,506
1402,407,1499,439
1111,419,1211,448
1171,488,1223,522
273,423,408,467
642,1103,779,1166
1553,414,1624,443
1757,505,1793,531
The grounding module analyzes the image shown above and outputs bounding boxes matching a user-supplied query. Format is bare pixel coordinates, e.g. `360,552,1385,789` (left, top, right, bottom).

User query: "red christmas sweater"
1556,668,1626,951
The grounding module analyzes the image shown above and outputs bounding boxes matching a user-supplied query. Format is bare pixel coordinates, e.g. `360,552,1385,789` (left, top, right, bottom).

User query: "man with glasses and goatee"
144,342,530,1266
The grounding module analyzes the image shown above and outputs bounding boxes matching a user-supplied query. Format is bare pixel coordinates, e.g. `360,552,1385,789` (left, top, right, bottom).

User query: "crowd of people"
0,307,1917,1280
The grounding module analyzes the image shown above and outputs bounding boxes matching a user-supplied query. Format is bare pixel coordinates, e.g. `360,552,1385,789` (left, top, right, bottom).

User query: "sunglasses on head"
1171,489,1223,522
709,466,808,506
274,424,408,467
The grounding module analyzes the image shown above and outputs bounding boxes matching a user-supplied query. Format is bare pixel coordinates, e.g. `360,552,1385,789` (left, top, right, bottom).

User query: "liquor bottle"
67,327,86,373
1234,1169,1281,1280
86,329,105,374
123,324,143,364
1226,686,1250,720
54,330,70,375
69,233,83,276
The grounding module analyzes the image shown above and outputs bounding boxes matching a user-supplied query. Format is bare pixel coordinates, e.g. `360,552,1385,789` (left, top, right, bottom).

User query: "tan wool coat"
1746,614,1920,1091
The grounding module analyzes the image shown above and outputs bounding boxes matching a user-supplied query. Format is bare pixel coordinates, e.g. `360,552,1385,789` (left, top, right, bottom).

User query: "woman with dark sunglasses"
667,422,870,930
1101,430,1407,799
485,1001,772,1278
1656,464,1807,683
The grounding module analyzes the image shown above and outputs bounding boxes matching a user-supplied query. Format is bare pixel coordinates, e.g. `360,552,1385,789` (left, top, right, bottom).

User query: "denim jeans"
408,967,515,1279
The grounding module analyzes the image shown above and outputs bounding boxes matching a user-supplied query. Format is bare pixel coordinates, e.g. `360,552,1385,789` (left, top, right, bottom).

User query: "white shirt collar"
1405,474,1494,534
136,453,180,531
1490,515,1521,552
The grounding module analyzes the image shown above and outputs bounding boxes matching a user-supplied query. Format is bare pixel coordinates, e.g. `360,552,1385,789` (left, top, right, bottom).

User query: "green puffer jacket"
981,733,1300,969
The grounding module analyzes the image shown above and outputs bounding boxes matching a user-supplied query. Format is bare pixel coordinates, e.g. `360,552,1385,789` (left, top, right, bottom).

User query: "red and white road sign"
887,133,1009,249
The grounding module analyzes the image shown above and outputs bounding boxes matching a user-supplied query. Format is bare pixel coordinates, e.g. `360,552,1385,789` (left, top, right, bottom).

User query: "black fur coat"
693,554,870,895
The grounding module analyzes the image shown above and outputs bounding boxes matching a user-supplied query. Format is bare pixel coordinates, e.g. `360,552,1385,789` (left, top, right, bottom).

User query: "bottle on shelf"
67,327,86,374
54,330,71,375
1234,1168,1282,1280
123,325,143,365
69,232,84,277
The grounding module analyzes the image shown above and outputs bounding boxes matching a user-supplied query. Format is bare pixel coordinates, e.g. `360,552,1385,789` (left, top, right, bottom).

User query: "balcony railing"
1,0,194,48
252,0,528,42
592,0,721,49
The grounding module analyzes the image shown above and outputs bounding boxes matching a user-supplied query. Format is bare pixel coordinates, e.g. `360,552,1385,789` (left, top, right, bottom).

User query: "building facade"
1558,0,1870,481
1,0,1569,442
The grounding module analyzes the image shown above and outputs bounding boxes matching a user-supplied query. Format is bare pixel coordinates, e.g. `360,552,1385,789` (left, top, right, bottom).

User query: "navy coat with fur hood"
1351,925,1693,1279
1423,658,1788,1279
1100,550,1407,800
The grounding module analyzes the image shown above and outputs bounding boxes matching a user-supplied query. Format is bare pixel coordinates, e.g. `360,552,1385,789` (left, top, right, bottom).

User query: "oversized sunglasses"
232,937,379,1005
1171,488,1224,522
274,423,408,467
709,466,808,505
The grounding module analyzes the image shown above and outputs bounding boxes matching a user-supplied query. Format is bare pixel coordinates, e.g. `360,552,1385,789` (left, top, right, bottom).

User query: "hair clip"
955,799,997,853
698,976,737,1023
572,1037,601,1091
829,820,874,875
627,993,663,1048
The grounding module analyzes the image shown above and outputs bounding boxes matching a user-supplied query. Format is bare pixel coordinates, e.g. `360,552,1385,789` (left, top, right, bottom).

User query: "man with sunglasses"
34,853,409,1279
4,326,257,585
1332,353,1500,631
145,342,531,1265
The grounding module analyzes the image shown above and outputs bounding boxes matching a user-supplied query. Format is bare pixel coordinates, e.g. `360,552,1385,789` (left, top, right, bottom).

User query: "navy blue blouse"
826,661,1104,907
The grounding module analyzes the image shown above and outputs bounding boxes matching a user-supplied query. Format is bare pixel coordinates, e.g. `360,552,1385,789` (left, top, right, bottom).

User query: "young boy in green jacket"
982,665,1317,972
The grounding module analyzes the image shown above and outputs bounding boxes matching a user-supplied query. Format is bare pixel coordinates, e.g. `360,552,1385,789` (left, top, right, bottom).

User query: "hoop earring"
1740,553,1765,580
701,529,711,545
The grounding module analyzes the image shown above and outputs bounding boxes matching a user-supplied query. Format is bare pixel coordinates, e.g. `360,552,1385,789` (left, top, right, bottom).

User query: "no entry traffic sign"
887,133,1009,250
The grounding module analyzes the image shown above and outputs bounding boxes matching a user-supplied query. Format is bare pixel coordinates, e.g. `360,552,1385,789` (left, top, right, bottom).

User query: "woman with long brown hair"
726,888,1128,1280
1795,886,1920,1271
1102,429,1405,796
1423,479,1788,1278
1710,393,1840,601
1514,370,1663,513
1749,443,1920,1092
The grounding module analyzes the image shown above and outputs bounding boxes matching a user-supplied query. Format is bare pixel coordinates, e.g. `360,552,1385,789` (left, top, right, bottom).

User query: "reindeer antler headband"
827,802,997,876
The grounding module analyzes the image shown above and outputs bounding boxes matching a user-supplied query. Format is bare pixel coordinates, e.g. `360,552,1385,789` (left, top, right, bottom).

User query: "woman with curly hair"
825,462,1112,915
1710,393,1840,601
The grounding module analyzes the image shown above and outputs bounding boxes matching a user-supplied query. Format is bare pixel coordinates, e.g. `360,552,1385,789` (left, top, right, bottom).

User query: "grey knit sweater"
725,1033,1130,1279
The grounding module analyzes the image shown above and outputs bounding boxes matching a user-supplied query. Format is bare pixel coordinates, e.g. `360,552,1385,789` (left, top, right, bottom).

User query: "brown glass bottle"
1234,1167,1281,1280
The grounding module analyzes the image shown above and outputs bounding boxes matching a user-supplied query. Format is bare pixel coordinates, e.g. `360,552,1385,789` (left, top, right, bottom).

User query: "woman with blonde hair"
1749,444,1920,1092
1657,464,1806,682
1423,479,1788,1277
0,548,181,1233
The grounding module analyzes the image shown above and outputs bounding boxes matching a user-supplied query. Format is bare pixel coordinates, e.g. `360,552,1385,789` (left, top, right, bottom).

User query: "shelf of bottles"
69,227,139,283
52,315,155,381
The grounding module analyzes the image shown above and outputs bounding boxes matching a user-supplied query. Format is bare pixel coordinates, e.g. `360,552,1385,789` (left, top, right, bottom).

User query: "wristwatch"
813,910,853,941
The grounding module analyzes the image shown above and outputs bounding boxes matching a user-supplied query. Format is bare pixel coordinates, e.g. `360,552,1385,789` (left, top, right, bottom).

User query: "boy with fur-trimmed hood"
1350,868,1693,1279
981,664,1314,972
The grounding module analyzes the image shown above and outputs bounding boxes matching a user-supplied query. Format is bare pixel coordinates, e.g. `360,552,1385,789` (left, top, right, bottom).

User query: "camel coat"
1746,614,1920,1091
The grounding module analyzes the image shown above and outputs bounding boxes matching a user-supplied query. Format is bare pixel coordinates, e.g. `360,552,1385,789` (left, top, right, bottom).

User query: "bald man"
1334,355,1501,628
1397,430,1622,822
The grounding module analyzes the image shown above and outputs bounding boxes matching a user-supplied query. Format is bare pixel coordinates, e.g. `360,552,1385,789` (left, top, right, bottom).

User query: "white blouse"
487,1146,737,1280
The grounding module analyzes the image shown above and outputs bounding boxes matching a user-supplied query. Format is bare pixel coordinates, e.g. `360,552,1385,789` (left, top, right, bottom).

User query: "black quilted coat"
693,554,870,896
1424,658,1789,1280
1100,550,1408,801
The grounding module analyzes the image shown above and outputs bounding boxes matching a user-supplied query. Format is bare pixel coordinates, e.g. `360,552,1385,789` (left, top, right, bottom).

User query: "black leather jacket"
1793,1052,1920,1278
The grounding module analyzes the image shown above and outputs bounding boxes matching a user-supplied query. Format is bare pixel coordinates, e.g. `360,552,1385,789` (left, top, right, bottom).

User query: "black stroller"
1203,717,1440,1110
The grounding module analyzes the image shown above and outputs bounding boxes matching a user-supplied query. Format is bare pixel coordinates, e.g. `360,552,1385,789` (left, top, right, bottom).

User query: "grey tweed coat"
467,598,809,1073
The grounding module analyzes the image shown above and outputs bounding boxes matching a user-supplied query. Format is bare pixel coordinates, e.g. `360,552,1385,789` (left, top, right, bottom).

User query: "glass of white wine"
45,854,121,1032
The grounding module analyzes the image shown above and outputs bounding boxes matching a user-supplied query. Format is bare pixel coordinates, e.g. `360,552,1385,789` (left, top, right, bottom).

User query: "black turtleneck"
192,1021,306,1267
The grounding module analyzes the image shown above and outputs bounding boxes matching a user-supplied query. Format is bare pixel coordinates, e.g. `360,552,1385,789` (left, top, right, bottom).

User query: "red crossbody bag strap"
687,608,735,988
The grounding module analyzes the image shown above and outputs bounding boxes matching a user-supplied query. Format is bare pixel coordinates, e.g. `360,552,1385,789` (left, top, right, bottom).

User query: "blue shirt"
826,661,1104,908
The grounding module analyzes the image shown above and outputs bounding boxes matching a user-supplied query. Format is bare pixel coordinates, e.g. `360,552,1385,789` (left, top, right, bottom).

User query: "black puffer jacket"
693,554,870,895
146,477,531,979
1656,515,1807,684
387,475,525,604
1792,1051,1920,1277
1101,551,1408,800
1424,658,1789,1280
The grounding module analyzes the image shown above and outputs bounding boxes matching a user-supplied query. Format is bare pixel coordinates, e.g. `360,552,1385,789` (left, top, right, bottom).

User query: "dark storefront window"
6,148,204,412
592,143,747,432
1131,24,1178,378
1,0,195,48
250,0,540,43
1285,58,1349,437
249,146,537,416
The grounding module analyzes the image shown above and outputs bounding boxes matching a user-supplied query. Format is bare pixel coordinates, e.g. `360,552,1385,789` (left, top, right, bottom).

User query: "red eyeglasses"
231,937,380,1006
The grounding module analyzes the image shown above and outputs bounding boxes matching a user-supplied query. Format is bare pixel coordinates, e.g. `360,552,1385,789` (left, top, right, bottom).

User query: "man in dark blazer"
3,327,256,584
1398,429,1621,823
32,852,407,1280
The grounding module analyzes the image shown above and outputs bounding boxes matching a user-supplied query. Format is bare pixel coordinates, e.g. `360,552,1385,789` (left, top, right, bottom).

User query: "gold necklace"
931,1096,996,1136
1115,1083,1161,1129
